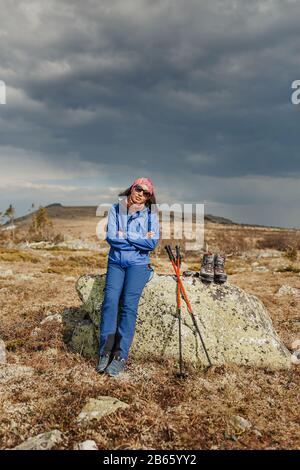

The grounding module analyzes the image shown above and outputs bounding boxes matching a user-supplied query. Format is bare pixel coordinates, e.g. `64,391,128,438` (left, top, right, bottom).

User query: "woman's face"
131,184,151,204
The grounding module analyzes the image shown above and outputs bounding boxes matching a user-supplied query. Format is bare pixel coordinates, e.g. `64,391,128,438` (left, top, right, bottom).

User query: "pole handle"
175,245,182,267
165,244,175,262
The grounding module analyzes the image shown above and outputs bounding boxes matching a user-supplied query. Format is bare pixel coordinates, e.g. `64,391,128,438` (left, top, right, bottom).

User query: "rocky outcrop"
63,273,291,369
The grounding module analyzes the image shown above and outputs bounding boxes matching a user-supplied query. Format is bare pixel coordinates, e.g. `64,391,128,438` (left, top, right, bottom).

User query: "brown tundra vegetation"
0,205,299,450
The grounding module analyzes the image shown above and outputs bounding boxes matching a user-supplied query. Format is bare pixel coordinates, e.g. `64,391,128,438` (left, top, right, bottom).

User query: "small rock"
74,440,98,450
40,313,62,325
291,351,300,365
17,274,34,281
30,327,42,337
12,430,63,450
276,285,300,297
0,339,6,364
77,396,129,425
258,252,280,259
291,339,300,351
253,429,263,438
0,269,13,277
252,266,269,273
43,348,59,357
0,364,34,382
267,397,276,406
230,415,252,432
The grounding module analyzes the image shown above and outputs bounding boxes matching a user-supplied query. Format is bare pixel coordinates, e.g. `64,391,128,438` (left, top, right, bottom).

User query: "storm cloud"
1,0,300,226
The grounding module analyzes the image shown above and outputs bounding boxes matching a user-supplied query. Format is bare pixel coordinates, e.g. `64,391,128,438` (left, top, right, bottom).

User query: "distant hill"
9,203,297,231
12,203,235,226
13,203,98,223
4,202,300,250
204,214,235,225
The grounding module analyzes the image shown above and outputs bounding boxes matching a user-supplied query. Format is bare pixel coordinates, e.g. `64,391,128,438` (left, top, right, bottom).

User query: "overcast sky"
1,0,300,227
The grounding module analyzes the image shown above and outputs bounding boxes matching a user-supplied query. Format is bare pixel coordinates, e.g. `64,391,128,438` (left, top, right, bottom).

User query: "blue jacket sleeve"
105,204,132,250
127,211,160,252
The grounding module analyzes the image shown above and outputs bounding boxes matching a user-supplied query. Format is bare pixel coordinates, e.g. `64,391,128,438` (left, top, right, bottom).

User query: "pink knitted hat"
131,177,154,195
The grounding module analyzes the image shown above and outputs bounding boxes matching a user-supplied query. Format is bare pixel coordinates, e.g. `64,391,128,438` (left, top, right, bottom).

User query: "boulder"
62,307,88,343
71,320,99,357
63,273,291,369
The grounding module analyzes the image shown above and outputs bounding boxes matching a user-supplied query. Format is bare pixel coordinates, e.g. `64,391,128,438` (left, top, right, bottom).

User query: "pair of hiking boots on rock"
200,252,227,283
96,354,126,377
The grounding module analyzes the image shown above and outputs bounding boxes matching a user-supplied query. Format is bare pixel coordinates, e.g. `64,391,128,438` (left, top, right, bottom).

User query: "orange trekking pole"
175,245,187,378
165,245,212,368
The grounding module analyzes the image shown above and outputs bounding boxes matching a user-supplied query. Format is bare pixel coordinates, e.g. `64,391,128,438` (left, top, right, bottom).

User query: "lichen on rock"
63,273,291,370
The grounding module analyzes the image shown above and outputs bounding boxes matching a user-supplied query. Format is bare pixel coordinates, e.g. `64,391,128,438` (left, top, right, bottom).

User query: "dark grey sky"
1,0,300,227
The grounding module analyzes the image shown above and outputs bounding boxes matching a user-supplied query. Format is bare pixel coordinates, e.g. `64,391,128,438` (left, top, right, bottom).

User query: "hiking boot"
104,356,126,377
96,353,111,373
200,252,215,282
214,253,227,283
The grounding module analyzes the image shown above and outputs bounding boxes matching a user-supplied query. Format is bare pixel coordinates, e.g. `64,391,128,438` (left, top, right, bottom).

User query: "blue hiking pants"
99,262,153,360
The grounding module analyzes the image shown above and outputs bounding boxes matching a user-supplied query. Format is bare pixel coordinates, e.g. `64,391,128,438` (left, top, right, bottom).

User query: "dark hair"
118,185,158,213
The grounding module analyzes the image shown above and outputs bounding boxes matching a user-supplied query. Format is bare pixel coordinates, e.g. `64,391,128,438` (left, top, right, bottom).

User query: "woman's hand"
146,231,155,238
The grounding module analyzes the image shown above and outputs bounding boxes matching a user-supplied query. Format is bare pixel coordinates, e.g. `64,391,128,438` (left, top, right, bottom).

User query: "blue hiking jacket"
105,199,160,267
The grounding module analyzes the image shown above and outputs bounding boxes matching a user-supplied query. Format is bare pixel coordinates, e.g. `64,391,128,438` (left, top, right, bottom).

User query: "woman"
97,177,160,377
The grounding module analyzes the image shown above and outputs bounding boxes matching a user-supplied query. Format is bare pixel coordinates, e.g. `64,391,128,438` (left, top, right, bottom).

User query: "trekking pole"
165,245,212,368
175,245,188,379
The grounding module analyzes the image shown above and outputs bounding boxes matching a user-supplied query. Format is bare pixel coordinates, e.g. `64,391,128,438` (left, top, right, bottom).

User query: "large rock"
63,273,291,369
71,320,99,357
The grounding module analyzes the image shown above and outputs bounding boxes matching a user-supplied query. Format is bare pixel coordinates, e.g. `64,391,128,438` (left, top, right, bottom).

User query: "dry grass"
276,265,300,274
43,254,107,275
256,233,300,251
0,348,299,450
0,232,300,449
0,248,40,263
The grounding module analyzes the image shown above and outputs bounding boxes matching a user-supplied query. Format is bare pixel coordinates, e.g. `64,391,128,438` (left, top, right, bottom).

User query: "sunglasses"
133,185,151,197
